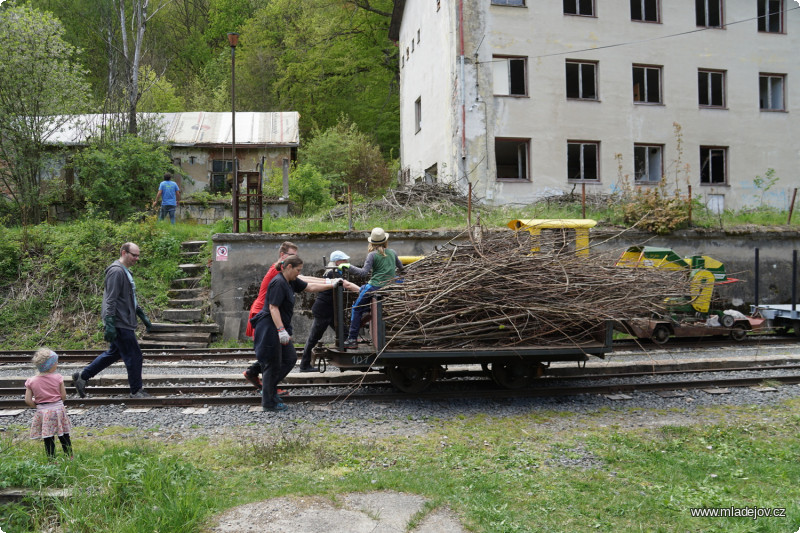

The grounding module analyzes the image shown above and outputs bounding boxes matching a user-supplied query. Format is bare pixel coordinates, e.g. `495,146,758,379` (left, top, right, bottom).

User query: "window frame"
633,144,664,184
631,0,660,23
759,73,786,111
567,140,600,182
493,55,528,97
565,60,598,101
696,0,724,28
699,146,728,185
211,159,234,193
414,97,422,133
495,138,531,181
564,0,595,17
632,64,663,104
698,69,727,108
757,0,784,33
491,0,526,6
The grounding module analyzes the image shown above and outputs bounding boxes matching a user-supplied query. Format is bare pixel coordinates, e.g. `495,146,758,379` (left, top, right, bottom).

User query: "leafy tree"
71,134,177,220
300,116,391,198
263,162,335,215
0,5,90,226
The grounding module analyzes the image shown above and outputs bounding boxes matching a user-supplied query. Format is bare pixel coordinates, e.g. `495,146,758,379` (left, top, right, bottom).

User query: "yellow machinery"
507,219,597,256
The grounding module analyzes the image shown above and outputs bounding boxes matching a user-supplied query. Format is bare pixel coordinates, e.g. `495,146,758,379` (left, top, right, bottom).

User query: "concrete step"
181,240,207,252
168,287,204,299
171,277,202,289
180,251,201,258
162,308,204,323
149,322,219,333
142,331,213,344
179,263,206,276
168,298,205,308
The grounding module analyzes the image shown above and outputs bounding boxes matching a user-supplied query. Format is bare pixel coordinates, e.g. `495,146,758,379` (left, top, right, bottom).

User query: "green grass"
3,401,800,532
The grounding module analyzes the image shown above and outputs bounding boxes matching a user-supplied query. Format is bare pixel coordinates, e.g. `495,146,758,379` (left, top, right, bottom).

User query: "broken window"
415,97,422,133
493,56,527,96
631,0,659,22
566,60,597,100
495,139,529,180
564,0,594,16
760,74,785,110
698,69,726,107
492,0,526,5
567,141,599,181
696,0,723,27
424,163,438,184
758,0,783,33
634,145,663,183
699,147,727,184
632,65,662,103
211,160,233,192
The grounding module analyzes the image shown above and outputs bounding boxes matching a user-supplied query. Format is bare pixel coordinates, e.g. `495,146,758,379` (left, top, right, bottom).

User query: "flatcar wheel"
490,361,534,389
385,365,438,393
480,363,491,376
729,324,747,342
721,314,735,328
650,325,670,345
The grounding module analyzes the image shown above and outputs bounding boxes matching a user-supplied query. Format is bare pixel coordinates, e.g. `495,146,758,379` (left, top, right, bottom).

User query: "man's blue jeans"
79,328,143,394
159,204,176,224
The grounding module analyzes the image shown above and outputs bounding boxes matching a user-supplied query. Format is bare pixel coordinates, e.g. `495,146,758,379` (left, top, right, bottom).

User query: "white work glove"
278,327,291,345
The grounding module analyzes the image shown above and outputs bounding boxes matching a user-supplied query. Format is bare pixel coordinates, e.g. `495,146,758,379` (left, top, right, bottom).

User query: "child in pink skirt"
25,348,73,459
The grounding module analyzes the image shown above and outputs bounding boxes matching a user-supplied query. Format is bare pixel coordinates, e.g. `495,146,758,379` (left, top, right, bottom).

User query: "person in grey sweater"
72,243,152,398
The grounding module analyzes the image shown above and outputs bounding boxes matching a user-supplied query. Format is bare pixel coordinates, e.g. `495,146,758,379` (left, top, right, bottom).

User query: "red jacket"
245,263,279,337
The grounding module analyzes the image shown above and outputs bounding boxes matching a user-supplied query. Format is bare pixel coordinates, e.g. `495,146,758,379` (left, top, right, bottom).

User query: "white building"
390,0,799,211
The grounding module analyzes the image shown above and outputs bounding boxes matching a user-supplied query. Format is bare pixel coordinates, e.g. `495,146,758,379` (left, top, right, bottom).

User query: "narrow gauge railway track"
0,336,797,363
2,365,800,409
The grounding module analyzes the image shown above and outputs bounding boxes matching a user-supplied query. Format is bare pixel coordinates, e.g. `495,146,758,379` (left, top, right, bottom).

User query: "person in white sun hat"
343,228,403,350
299,250,360,370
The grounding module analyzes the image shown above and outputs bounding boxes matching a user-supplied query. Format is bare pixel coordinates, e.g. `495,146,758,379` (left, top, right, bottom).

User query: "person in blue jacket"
155,173,181,224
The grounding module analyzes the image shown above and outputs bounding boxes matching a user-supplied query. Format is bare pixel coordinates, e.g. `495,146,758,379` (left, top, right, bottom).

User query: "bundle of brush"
378,229,691,349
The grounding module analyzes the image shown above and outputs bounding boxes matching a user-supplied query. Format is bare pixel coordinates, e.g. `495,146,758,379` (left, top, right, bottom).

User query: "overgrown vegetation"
2,402,799,531
0,216,210,349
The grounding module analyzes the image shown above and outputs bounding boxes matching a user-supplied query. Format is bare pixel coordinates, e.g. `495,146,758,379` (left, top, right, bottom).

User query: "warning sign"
216,245,229,261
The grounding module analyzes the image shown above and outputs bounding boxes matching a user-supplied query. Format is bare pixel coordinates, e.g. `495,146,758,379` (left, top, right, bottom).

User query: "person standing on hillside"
72,242,153,398
154,173,180,224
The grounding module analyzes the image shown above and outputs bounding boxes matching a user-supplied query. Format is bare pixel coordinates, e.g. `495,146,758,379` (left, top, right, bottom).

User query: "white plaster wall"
399,0,799,209
398,0,458,183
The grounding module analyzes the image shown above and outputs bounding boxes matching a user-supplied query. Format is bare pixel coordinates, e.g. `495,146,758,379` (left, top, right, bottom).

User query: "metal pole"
789,187,798,225
468,182,472,226
228,33,239,233
281,158,289,199
793,250,797,312
581,182,586,219
687,185,692,226
754,248,759,306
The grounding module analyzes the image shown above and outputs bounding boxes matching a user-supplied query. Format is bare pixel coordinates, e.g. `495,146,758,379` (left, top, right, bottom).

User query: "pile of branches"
326,183,475,222
377,229,691,349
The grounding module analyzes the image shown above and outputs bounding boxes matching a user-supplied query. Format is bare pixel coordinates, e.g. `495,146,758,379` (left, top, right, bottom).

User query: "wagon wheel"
729,324,747,342
720,314,735,328
490,361,536,389
385,365,439,393
650,324,671,345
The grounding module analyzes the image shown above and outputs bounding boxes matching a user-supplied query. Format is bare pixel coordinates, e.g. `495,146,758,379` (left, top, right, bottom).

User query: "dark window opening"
211,159,233,192
760,74,785,110
496,139,529,180
567,142,599,181
758,0,783,32
634,145,663,183
566,61,597,100
564,0,594,16
700,147,727,184
696,0,722,27
698,70,725,107
633,65,661,103
631,0,659,21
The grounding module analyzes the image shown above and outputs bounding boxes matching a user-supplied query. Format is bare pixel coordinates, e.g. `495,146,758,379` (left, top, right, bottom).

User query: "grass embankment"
2,402,799,532
0,216,215,350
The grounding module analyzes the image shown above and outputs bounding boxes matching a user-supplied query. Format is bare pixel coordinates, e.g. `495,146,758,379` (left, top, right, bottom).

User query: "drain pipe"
754,248,759,307
459,0,467,183
793,250,797,313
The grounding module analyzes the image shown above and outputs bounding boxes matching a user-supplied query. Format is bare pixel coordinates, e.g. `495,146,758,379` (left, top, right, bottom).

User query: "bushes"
264,162,335,214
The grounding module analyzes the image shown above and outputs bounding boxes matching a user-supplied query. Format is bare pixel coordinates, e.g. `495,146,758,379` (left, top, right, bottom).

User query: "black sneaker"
262,402,287,412
130,390,152,398
298,366,319,373
343,338,358,350
72,372,87,398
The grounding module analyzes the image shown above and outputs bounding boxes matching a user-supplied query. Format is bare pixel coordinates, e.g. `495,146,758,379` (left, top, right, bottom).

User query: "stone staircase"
140,240,218,349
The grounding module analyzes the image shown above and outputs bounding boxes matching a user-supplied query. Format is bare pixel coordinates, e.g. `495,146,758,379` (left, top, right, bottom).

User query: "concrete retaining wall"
211,227,800,341
178,200,290,225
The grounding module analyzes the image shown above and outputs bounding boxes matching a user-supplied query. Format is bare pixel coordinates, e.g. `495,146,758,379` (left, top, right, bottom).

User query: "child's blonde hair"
33,347,58,373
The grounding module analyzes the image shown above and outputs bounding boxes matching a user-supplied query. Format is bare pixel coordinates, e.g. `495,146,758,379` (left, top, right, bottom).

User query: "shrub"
264,162,335,215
